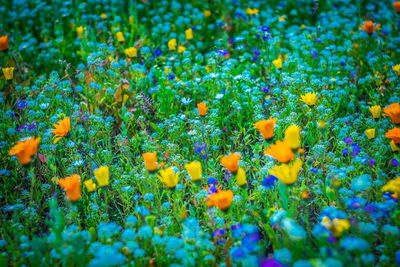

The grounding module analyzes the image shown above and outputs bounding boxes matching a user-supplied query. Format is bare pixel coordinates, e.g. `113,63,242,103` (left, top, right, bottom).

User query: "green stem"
201,117,209,177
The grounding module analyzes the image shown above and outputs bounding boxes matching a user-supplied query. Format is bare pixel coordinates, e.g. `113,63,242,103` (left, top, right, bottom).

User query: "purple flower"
261,85,270,92
259,258,282,267
343,137,352,144
217,49,228,57
234,12,246,20
342,148,349,157
328,234,336,243
310,49,318,60
167,73,175,80
351,143,360,156
231,224,240,231
364,203,376,214
208,177,218,185
262,175,278,189
17,100,27,109
391,158,398,167
154,49,162,56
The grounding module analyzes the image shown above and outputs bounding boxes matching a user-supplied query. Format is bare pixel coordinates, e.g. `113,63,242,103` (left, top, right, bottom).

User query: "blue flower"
135,206,150,217
122,228,136,241
154,49,162,56
340,236,369,251
262,175,278,189
137,225,152,239
274,248,292,265
89,243,126,267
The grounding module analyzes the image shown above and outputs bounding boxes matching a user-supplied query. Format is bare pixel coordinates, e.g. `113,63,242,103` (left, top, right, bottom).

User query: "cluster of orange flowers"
384,103,400,150
7,116,105,202
57,166,110,202
254,117,303,185
141,150,238,211
9,117,70,166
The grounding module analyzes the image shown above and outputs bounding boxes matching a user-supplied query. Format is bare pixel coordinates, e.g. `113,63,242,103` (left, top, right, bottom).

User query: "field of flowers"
1,0,400,266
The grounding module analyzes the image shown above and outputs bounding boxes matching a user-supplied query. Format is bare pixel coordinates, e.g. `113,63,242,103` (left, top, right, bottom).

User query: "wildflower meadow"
1,0,400,266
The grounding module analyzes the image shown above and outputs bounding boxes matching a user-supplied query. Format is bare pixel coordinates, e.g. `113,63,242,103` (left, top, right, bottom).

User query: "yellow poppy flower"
158,167,179,188
116,31,125,43
272,57,282,69
84,179,96,192
382,177,400,194
168,38,177,50
369,105,381,119
393,64,400,76
76,26,87,38
178,45,186,54
124,47,137,58
94,166,109,187
2,67,14,80
185,28,193,40
284,125,301,149
269,158,303,185
365,129,375,139
321,217,350,237
236,168,247,186
184,161,202,181
390,140,399,151
204,10,211,17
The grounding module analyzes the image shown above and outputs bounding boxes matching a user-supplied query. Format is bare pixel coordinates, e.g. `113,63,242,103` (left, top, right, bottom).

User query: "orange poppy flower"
264,140,294,163
206,190,234,210
197,102,207,116
393,1,400,13
359,21,380,35
142,152,158,172
0,36,9,52
220,153,240,173
58,174,81,202
254,117,277,140
51,117,70,144
385,127,400,144
383,103,400,124
8,137,41,165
